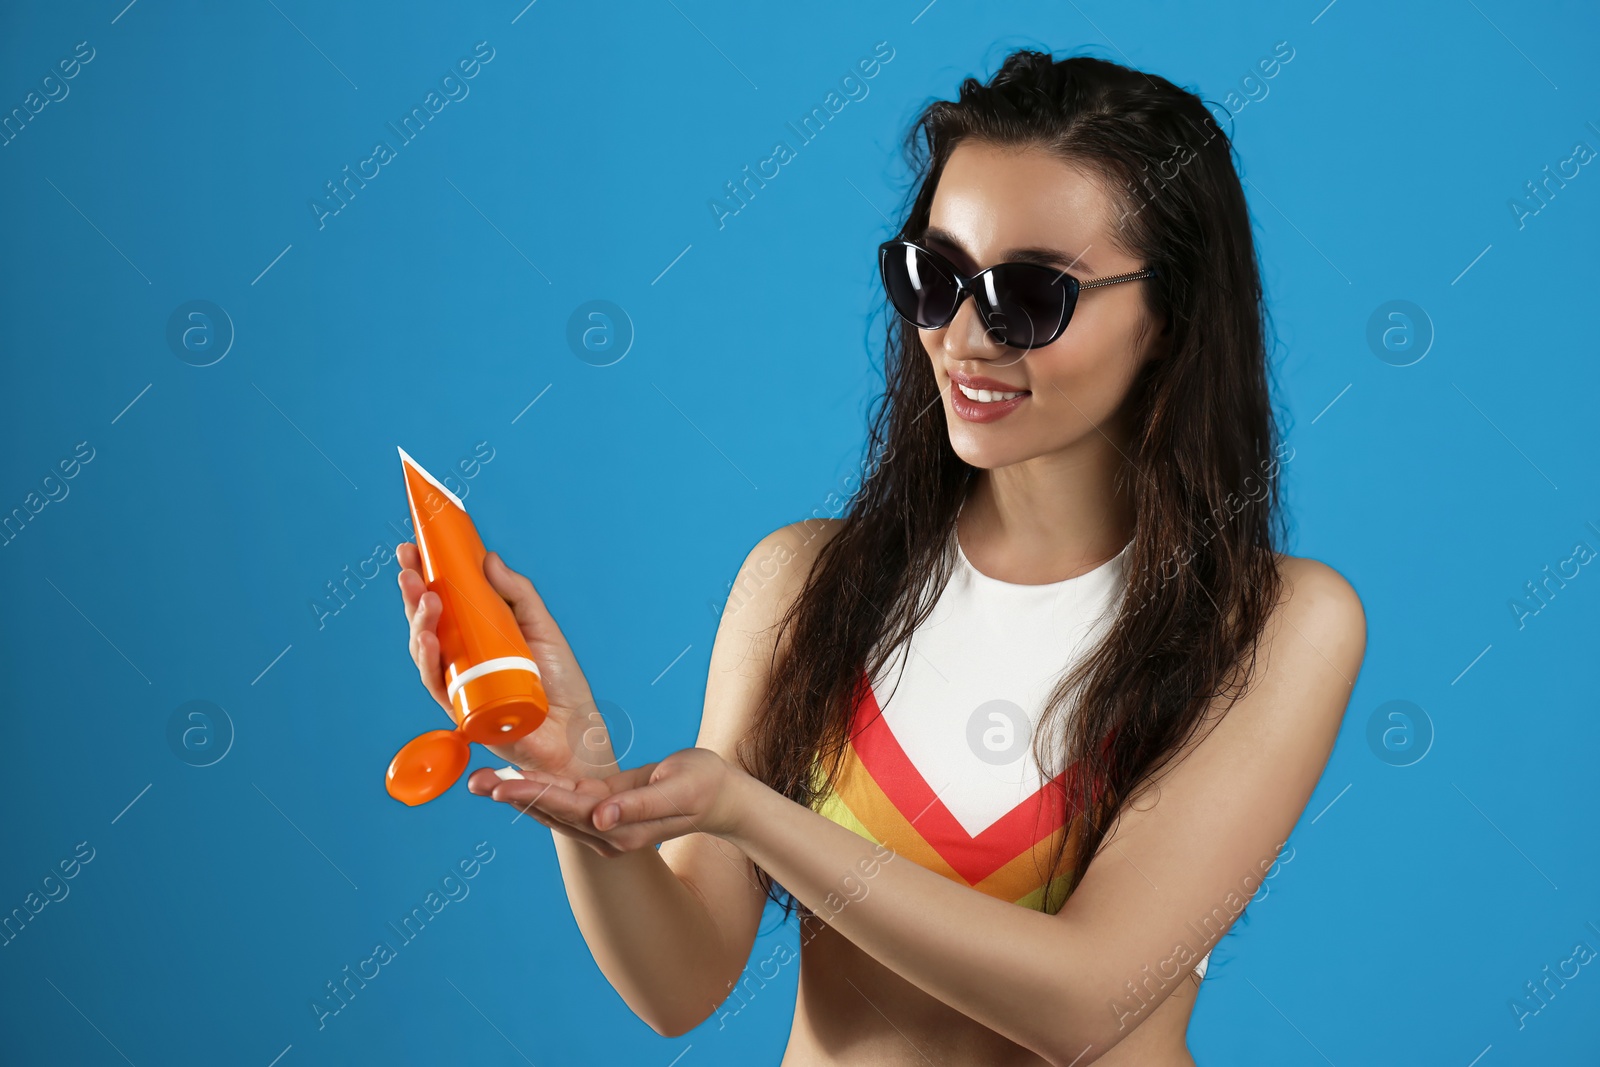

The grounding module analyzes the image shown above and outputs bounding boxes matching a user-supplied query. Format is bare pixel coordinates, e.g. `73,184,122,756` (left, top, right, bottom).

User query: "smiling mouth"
953,381,1029,402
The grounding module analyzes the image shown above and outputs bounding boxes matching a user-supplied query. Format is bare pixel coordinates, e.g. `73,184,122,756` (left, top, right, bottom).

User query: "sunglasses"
878,239,1159,350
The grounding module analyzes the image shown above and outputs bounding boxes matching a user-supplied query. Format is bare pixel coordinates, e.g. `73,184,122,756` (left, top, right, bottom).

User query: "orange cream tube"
386,447,548,805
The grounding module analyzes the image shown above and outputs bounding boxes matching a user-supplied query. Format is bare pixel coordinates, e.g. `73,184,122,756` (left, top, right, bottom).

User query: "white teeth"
956,382,1027,403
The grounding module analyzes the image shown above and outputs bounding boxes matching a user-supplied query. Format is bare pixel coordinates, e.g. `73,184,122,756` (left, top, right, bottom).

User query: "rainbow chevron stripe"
809,672,1099,914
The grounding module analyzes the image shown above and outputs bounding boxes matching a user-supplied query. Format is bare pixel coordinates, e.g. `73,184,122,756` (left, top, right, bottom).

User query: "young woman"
397,49,1365,1066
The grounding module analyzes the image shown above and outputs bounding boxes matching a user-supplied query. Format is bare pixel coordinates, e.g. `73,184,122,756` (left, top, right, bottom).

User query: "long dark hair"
741,48,1289,930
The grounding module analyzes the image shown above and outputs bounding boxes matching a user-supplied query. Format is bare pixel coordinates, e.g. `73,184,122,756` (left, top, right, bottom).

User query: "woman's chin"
947,433,1028,470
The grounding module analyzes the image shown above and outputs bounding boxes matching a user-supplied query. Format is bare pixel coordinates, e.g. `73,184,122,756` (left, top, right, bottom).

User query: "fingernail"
599,804,619,828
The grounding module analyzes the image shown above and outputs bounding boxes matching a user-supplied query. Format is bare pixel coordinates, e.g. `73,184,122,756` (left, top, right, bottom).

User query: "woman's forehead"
930,142,1117,269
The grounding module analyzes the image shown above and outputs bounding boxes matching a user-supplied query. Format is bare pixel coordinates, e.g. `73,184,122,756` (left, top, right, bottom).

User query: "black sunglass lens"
981,264,1074,349
881,244,959,329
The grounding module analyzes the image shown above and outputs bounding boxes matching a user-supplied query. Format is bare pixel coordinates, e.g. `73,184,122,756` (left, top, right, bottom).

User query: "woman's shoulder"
753,517,847,567
1269,551,1367,654
697,519,846,753
718,518,846,629
735,518,847,587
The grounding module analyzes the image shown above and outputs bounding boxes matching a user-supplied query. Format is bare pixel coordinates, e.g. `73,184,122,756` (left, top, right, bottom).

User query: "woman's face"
919,140,1168,470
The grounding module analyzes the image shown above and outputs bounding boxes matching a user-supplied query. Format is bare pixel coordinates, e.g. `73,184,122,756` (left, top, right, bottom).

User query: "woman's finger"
597,763,660,796
468,766,531,794
593,773,700,833
503,795,620,856
593,814,701,853
408,587,439,658
402,572,427,648
490,776,606,832
508,799,614,851
396,544,424,616
501,778,689,855
414,629,450,709
487,771,585,817
485,763,597,793
399,577,449,708
478,764,683,855
490,777,624,856
403,585,448,700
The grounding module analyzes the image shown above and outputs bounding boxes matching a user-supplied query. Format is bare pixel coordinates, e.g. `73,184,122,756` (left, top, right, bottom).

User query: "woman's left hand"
474,746,747,856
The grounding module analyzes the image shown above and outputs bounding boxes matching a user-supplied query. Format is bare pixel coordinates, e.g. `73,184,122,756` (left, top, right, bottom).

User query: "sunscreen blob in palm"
386,447,550,805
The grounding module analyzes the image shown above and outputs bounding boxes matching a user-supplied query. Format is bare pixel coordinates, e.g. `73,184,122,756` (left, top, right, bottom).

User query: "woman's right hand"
397,542,619,783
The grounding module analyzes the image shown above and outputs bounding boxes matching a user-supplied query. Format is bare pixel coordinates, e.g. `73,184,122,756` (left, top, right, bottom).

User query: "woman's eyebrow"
923,225,1094,273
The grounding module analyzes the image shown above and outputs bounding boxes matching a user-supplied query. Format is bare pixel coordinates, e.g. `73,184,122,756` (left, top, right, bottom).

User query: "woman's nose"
939,294,1025,368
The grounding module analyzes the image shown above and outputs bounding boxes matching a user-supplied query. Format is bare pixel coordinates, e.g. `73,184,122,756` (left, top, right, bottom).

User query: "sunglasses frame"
878,239,1159,350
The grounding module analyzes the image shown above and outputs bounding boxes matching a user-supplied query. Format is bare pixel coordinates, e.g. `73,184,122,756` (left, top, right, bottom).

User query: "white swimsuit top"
810,516,1211,980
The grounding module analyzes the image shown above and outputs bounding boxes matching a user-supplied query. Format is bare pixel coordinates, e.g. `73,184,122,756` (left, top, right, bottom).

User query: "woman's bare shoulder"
1273,553,1365,622
758,516,848,562
758,518,848,569
721,518,846,624
696,518,845,749
1265,552,1367,678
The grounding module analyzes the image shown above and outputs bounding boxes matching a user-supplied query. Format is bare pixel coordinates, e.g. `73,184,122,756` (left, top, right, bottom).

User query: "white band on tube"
446,656,542,702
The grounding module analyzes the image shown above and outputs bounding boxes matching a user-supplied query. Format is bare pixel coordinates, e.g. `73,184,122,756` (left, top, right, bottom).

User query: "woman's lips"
949,379,1030,423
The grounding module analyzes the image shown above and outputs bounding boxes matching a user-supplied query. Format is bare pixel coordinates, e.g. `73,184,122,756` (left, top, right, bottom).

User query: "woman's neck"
957,442,1136,586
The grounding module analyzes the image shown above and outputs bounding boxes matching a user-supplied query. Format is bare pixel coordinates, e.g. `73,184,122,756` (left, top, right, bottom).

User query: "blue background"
2,0,1597,1064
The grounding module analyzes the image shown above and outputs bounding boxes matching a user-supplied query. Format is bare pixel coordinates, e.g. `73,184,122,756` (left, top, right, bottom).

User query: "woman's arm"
472,520,844,1036
574,556,1366,1064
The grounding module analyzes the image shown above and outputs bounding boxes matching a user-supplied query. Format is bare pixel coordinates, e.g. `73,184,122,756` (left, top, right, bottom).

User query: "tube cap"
386,729,472,806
